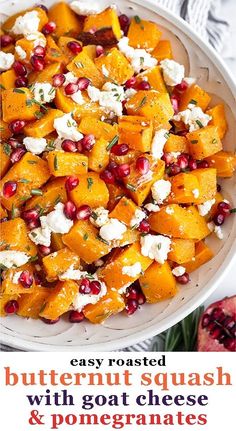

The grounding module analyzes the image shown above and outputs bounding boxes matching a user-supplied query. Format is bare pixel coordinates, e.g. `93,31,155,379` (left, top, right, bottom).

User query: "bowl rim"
1,0,236,352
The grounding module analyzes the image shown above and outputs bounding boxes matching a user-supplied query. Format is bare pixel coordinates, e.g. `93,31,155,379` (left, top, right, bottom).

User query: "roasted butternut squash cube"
99,242,152,290
69,172,109,208
0,143,11,178
191,168,217,204
54,87,79,113
29,62,62,85
109,196,139,226
18,286,52,319
127,17,162,49
24,109,63,138
115,228,140,247
45,36,66,64
84,290,125,324
164,134,189,153
206,104,228,140
149,204,211,240
136,66,167,93
0,218,37,256
2,88,39,122
0,69,17,90
79,117,118,141
187,125,222,160
2,7,48,33
139,261,177,303
110,149,141,166
0,120,13,141
168,172,200,204
118,116,153,152
1,263,36,295
95,48,134,85
51,233,65,251
48,2,82,38
205,191,223,221
0,153,50,210
0,204,7,220
183,241,214,273
0,294,18,316
42,248,80,281
81,8,122,45
107,182,128,211
47,151,88,177
62,220,111,264
67,51,105,88
88,138,110,173
205,151,236,178
39,280,79,320
179,84,211,111
168,239,195,264
152,40,173,62
73,93,105,120
25,178,67,213
15,38,39,65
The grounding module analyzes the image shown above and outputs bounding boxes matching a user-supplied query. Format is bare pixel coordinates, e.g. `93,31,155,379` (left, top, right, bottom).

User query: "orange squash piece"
67,50,105,88
136,66,167,93
51,233,65,251
191,168,217,204
168,239,195,264
0,204,7,220
42,247,80,281
183,241,214,273
127,17,162,49
18,286,52,319
168,172,200,204
0,120,13,141
25,178,67,213
95,48,134,85
118,116,153,152
139,261,177,303
84,290,125,324
88,138,110,173
2,87,39,123
164,134,189,153
58,36,82,63
45,35,66,64
0,69,17,90
81,8,122,45
1,263,36,295
39,280,79,320
29,62,62,84
205,151,236,178
109,196,140,226
0,143,11,178
187,125,222,160
179,84,211,111
106,183,128,211
0,218,37,257
69,172,109,208
152,40,173,62
24,109,64,138
79,117,118,141
47,151,88,177
206,104,228,140
48,2,82,38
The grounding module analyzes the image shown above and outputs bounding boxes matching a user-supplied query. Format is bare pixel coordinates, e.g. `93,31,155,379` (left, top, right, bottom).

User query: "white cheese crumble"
12,271,23,284
32,82,56,104
23,137,47,155
0,52,14,71
29,216,52,247
173,104,212,132
122,262,142,277
172,266,186,277
11,11,40,36
144,203,160,212
90,207,109,228
15,45,27,60
198,199,216,216
0,251,29,269
53,113,83,141
140,234,171,264
99,218,127,242
118,37,157,74
87,82,125,117
151,179,171,204
151,129,169,159
125,88,137,99
166,206,174,215
70,1,105,15
63,72,78,85
184,77,196,86
70,90,85,105
130,208,146,228
26,31,46,48
160,59,185,86
214,225,224,240
192,188,200,199
101,64,109,77
46,203,73,234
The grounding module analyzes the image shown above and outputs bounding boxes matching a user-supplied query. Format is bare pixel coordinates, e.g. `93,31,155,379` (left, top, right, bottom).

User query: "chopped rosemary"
83,233,89,241
212,138,218,144
139,96,147,108
157,243,162,250
54,155,58,170
27,160,37,165
190,140,198,144
34,111,44,120
91,211,98,220
11,204,17,220
54,195,61,205
96,235,110,245
3,143,11,156
75,61,84,68
196,119,203,128
164,132,170,139
189,99,197,105
13,88,25,94
134,15,141,23
87,177,94,189
126,183,136,192
0,83,6,90
18,178,30,184
106,135,119,150
31,189,43,196
230,208,236,213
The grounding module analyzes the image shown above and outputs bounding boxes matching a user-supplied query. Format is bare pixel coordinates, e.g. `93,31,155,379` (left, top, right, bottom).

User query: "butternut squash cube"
81,8,122,45
79,117,118,141
2,88,39,122
47,151,88,177
0,120,13,141
168,172,200,204
84,290,125,324
136,66,167,93
183,241,214,273
24,109,64,138
109,196,139,226
0,69,17,90
42,248,80,281
95,48,134,85
152,40,173,62
69,172,109,208
48,2,82,38
139,261,177,303
45,35,66,64
205,151,236,178
115,228,140,247
1,263,36,295
0,218,37,256
0,204,7,220
0,143,11,178
127,17,162,49
206,104,228,140
164,134,189,153
88,138,110,173
18,286,52,319
179,84,211,111
118,116,153,152
51,233,64,251
187,125,222,160
191,168,217,204
39,280,79,320
107,182,128,211
29,62,62,85
110,149,141,166
25,178,67,214
67,51,105,88
168,239,195,264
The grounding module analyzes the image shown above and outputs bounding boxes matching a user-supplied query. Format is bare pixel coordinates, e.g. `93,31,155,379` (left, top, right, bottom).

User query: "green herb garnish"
54,155,58,171
31,189,43,196
83,233,89,241
3,143,11,156
190,140,198,144
13,88,25,94
87,177,93,189
134,15,141,24
96,235,110,245
126,183,136,192
106,135,119,151
139,96,147,108
196,119,203,128
189,99,197,105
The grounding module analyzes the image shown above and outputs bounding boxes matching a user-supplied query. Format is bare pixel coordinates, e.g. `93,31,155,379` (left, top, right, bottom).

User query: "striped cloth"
0,0,229,353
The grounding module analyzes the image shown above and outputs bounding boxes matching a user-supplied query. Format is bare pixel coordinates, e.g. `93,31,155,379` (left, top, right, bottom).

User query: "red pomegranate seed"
137,292,146,305
34,45,46,57
42,21,56,35
138,81,151,90
31,55,45,71
90,280,101,295
4,300,19,314
116,163,130,178
9,119,26,134
111,143,129,156
136,156,150,175
217,184,222,192
201,313,211,328
15,76,28,87
223,337,236,352
79,278,91,294
119,14,130,32
211,307,225,322
38,245,51,256
76,140,83,152
61,139,77,152
125,77,137,89
76,204,91,220
41,317,60,324
28,219,40,230
126,286,138,300
65,176,79,192
21,208,39,224
0,34,14,47
126,298,139,315
33,271,43,285
197,160,209,169
52,73,65,87
138,219,150,233
10,147,26,163
217,201,231,216
69,310,85,323
96,45,104,57
171,95,179,114
8,137,23,149
213,212,225,226
13,60,27,76
81,134,95,151
19,270,33,288
36,4,48,13
177,153,189,170
100,169,115,184
177,130,188,137
67,40,82,54
64,82,78,95
162,152,173,166
77,77,90,91
188,158,198,171
107,161,118,172
3,181,17,198
175,80,188,91
175,272,190,284
64,201,77,220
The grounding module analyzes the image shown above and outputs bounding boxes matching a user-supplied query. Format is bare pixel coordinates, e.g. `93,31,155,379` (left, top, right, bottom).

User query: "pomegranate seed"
197,160,209,169
28,219,40,229
107,161,118,172
217,184,222,192
21,208,39,224
136,156,150,175
177,153,189,170
125,77,137,89
41,317,60,324
100,169,115,184
175,80,188,91
61,139,77,152
111,143,129,156
90,280,101,295
175,272,190,284
116,163,130,178
9,119,26,134
119,14,130,33
211,307,225,322
15,76,28,87
217,201,231,216
42,21,56,35
188,158,198,171
64,201,77,220
0,34,14,47
69,310,85,323
31,55,45,71
64,82,78,95
96,45,104,57
8,138,22,149
126,286,138,300
65,176,79,192
126,298,139,315
177,129,188,137
76,205,91,220
137,292,146,305
34,45,46,57
138,80,151,90
168,163,181,176
10,147,26,163
67,41,82,54
76,140,83,152
213,212,225,226
79,278,91,294
211,327,222,339
13,60,27,76
162,153,173,166
171,95,179,114
36,4,48,12
80,134,95,151
223,337,236,352
34,272,43,285
38,245,51,256
4,300,19,314
138,219,150,233
77,77,90,91
19,270,33,288
52,73,65,87
3,181,17,198
201,313,211,328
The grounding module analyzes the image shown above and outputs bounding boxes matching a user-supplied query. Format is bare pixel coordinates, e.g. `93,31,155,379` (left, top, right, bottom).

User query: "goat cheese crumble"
99,218,127,242
54,113,83,141
0,251,29,269
23,137,47,155
130,208,146,228
46,203,73,234
122,262,142,277
15,45,27,60
172,266,186,277
173,104,212,132
0,52,14,71
70,90,85,105
32,82,56,104
144,203,160,213
160,59,185,86
151,129,169,159
70,1,105,15
87,82,125,117
151,179,171,204
25,31,46,47
198,199,216,216
192,188,200,199
90,207,109,228
11,11,40,36
29,216,52,247
207,222,224,240
140,234,171,264
118,37,157,74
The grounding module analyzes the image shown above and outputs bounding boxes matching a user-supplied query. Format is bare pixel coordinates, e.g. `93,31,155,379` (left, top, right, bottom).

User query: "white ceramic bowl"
1,0,236,352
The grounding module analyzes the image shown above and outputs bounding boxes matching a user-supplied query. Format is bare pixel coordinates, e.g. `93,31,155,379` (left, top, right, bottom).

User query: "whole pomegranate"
197,295,236,352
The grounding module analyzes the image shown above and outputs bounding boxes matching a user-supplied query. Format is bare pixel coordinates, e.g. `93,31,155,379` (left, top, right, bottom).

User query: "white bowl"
1,0,236,352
